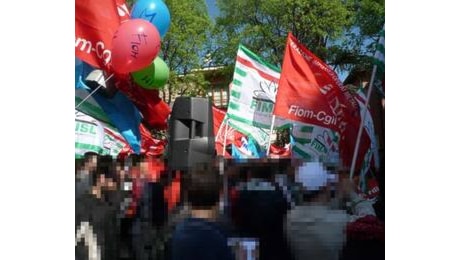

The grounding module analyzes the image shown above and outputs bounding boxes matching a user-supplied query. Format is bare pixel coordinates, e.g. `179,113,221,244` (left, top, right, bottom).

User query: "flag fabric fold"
231,135,265,159
269,143,291,158
139,124,165,157
76,88,114,126
213,106,233,157
77,76,143,154
114,77,171,130
102,124,133,157
89,89,143,154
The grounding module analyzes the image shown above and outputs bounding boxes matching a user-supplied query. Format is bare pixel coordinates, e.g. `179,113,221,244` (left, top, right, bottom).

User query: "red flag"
140,124,165,156
273,33,370,168
117,123,165,158
164,173,181,212
212,106,235,144
103,125,132,153
75,0,129,69
269,143,291,158
114,76,171,130
212,106,233,157
232,131,246,148
212,106,226,136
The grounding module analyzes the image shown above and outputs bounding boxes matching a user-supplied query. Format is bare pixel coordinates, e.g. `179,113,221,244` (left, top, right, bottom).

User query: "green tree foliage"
159,0,213,104
329,0,385,73
125,0,134,8
211,0,352,66
210,0,384,74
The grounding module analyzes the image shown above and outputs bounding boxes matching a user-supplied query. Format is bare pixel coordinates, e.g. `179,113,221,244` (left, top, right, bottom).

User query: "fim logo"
251,80,278,115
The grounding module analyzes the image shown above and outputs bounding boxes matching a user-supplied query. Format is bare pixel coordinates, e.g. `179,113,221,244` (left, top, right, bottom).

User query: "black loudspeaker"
84,69,118,98
167,97,215,171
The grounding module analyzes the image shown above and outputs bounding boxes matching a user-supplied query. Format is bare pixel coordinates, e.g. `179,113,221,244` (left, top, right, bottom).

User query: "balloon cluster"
110,0,171,90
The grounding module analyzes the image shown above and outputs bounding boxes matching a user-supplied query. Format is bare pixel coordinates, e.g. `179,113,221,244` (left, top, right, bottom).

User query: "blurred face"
99,174,116,191
140,161,149,178
85,155,98,171
116,165,126,183
105,178,116,190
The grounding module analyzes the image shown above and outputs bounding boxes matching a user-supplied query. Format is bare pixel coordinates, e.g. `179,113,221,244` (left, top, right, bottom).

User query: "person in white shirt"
285,161,376,260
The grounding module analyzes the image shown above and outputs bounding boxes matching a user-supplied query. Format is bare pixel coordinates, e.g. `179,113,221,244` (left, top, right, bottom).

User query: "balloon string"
75,73,114,111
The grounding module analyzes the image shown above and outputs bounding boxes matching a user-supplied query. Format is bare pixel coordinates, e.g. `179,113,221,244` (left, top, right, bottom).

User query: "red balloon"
111,19,161,74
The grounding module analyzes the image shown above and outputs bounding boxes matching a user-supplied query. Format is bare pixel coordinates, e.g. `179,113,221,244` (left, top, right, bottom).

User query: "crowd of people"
75,153,384,260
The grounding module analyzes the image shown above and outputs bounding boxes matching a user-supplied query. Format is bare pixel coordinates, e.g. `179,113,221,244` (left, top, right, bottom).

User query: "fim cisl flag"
76,110,132,158
226,45,280,128
273,33,370,168
290,122,340,164
225,45,281,152
75,110,106,157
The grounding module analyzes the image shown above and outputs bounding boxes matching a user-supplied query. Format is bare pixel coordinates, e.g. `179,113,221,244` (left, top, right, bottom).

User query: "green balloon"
131,57,169,89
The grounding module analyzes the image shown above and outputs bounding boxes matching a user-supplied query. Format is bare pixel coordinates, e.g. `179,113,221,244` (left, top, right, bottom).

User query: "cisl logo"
253,80,278,103
75,121,99,135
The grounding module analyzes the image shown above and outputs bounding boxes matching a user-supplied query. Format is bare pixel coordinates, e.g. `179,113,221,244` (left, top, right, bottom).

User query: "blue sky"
205,0,219,20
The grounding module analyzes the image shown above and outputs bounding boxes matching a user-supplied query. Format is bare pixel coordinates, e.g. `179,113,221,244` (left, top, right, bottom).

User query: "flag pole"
75,73,114,110
215,115,226,142
349,65,377,180
222,118,229,156
266,115,276,156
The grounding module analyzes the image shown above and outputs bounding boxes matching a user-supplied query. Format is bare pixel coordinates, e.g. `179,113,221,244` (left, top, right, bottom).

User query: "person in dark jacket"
131,180,168,260
232,163,291,260
75,152,99,198
170,164,235,260
75,155,119,260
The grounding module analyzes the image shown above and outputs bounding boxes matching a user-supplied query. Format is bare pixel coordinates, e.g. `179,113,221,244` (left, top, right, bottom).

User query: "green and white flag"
75,88,112,125
75,110,106,157
75,110,131,158
354,88,380,192
291,123,340,164
227,45,281,126
355,88,379,169
227,119,271,149
76,89,133,157
226,45,282,151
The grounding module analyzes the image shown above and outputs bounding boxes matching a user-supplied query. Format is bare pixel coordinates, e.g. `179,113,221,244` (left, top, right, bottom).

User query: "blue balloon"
131,0,171,38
